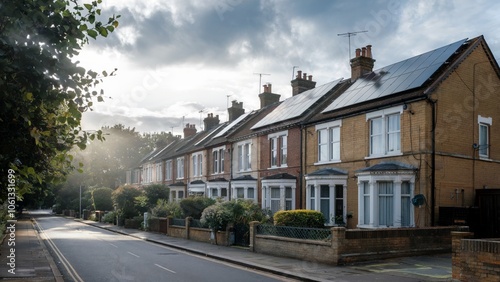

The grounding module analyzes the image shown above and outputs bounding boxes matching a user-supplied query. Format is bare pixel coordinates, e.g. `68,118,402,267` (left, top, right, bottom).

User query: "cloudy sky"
78,0,500,135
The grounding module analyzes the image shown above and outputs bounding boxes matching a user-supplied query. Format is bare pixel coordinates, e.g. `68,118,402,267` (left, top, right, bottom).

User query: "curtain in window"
387,114,400,152
236,188,244,198
280,136,287,165
270,187,281,214
285,187,292,210
363,182,370,225
329,127,340,161
247,188,254,199
401,182,411,226
320,185,330,223
309,185,316,210
378,182,394,226
479,124,488,156
370,118,383,155
270,138,277,166
318,129,328,161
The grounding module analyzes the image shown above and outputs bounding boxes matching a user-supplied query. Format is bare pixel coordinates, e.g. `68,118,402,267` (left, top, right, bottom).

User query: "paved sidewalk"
0,217,62,282
77,219,452,282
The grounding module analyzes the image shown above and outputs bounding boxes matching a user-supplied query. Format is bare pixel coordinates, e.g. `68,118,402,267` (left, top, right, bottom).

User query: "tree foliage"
112,185,141,220
91,186,113,211
0,0,119,201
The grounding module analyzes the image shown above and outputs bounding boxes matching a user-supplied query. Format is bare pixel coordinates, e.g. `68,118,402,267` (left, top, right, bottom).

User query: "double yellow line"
33,218,85,282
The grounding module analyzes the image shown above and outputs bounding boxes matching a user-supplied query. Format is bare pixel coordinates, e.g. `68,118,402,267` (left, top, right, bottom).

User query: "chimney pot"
267,83,272,93
355,48,361,57
361,47,367,57
297,70,302,79
303,73,307,79
366,45,372,58
308,75,313,81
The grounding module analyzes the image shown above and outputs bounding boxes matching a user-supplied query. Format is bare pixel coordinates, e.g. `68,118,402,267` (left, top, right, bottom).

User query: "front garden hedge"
273,209,325,228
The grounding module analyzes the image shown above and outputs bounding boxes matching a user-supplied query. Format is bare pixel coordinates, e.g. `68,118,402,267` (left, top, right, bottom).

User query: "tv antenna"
337,30,368,63
253,73,270,93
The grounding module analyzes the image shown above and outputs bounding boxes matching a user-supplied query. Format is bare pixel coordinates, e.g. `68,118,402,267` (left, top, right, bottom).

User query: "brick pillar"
331,227,346,265
249,221,260,252
186,217,192,240
451,231,474,281
166,217,172,236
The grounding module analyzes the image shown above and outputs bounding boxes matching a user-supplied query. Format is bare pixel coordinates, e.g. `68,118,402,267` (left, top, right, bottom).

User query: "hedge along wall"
249,222,465,265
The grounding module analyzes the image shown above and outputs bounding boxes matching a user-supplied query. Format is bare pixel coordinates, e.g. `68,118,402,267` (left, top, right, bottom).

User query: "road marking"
127,251,140,258
35,219,85,282
155,263,176,273
109,243,118,248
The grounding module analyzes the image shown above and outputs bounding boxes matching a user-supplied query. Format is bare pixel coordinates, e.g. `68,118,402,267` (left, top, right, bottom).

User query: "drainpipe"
429,98,437,226
300,125,304,208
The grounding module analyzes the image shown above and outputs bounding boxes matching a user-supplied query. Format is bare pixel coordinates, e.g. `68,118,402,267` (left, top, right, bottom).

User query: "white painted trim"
366,105,404,121
315,120,342,131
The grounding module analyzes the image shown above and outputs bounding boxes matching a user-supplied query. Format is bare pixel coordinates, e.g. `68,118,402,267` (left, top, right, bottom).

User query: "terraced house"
128,35,500,230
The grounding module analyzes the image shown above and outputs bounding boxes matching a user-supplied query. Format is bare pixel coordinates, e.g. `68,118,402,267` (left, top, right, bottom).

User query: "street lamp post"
79,185,82,219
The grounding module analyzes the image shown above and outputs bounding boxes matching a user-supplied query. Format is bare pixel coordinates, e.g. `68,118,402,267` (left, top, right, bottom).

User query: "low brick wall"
165,217,231,246
452,232,500,281
249,222,463,265
339,227,457,264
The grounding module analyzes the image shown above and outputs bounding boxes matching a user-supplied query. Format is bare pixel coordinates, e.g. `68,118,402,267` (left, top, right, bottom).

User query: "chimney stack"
228,100,245,122
203,113,220,131
259,83,280,109
183,123,197,138
350,44,375,81
291,70,317,96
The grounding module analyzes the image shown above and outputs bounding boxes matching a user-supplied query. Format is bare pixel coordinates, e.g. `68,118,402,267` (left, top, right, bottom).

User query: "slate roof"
262,173,297,180
356,161,417,173
307,167,348,176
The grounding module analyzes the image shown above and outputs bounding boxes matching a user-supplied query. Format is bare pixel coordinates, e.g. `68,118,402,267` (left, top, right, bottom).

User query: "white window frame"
478,115,492,159
176,157,184,179
261,179,296,214
357,173,415,229
237,141,252,171
315,120,342,164
155,162,162,182
192,152,203,177
212,146,225,174
231,180,258,203
305,174,347,225
366,106,403,158
268,130,288,168
165,160,172,181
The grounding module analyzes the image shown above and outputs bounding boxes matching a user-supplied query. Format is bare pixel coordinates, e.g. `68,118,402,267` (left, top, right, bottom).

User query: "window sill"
268,165,288,169
479,156,491,161
314,160,341,165
364,152,403,160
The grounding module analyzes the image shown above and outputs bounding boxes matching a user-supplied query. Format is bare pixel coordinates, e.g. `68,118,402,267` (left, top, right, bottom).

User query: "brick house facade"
129,35,500,229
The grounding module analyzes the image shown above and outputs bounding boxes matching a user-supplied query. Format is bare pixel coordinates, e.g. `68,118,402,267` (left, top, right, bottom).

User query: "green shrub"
151,199,182,218
179,196,215,219
273,209,325,228
102,211,116,224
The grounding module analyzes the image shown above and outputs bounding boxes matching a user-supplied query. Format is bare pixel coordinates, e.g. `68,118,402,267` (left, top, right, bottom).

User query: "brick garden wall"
452,232,500,281
249,222,462,265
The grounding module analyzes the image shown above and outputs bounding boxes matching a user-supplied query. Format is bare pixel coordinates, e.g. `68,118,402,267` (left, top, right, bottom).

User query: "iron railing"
171,218,185,226
257,224,331,241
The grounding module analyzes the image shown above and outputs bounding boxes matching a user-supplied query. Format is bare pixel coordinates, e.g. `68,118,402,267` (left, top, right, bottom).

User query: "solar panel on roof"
322,38,467,113
213,112,252,139
251,78,343,129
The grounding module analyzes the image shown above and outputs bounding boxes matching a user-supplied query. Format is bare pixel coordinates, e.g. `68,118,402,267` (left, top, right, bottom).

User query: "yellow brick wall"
302,42,500,228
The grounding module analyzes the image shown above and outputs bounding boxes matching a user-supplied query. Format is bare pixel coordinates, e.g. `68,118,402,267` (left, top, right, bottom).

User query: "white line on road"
109,243,118,248
127,251,140,258
155,263,176,273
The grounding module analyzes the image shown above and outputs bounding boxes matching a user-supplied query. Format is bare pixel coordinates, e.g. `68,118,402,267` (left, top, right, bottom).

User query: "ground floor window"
207,185,228,201
305,168,347,225
231,178,258,203
169,187,185,202
261,179,296,214
358,176,414,228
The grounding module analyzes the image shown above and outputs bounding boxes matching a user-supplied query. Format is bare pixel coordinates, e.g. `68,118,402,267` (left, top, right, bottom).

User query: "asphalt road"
34,215,296,282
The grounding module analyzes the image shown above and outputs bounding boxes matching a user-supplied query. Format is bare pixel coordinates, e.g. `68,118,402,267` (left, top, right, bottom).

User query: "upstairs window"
478,115,492,159
165,160,172,181
176,157,184,179
367,106,402,157
212,147,225,174
316,120,341,163
269,131,288,167
237,141,252,171
192,153,203,177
